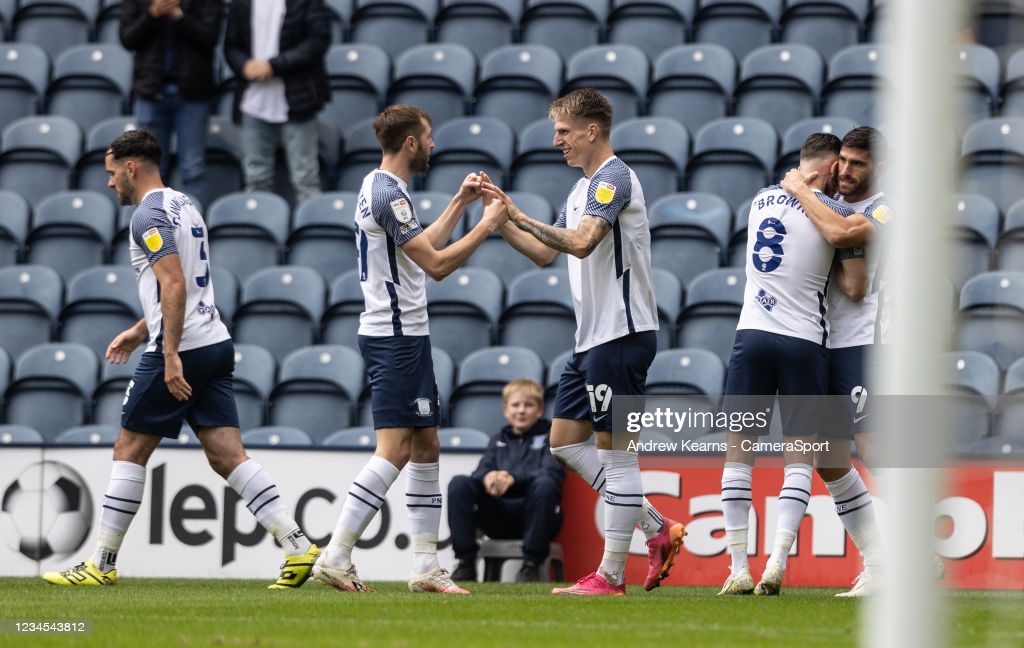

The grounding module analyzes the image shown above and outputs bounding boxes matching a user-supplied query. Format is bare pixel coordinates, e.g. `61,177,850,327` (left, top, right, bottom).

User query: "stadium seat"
942,350,999,449
321,426,376,448
644,347,725,439
993,354,1024,441
0,189,30,267
999,48,1024,118
0,43,49,135
959,117,1024,216
45,44,132,135
109,204,135,266
208,266,240,327
387,44,476,127
821,44,892,127
648,44,737,137
205,191,290,284
349,0,436,59
93,0,120,43
511,118,583,213
449,346,545,433
320,43,390,136
463,191,559,279
652,268,683,351
691,0,781,63
74,116,137,208
436,0,520,61
733,44,824,135
12,0,96,61
649,191,731,286
322,0,351,41
499,269,576,361
966,434,1024,457
0,423,45,445
607,0,695,63
335,117,381,191
421,116,514,193
408,191,451,230
0,115,83,208
995,198,1024,272
954,270,1024,372
90,347,141,427
676,267,744,366
970,0,1024,55
25,189,115,283
58,265,141,359
438,426,491,449
433,346,455,425
520,0,608,62
233,266,328,363
241,425,314,447
542,348,572,419
231,343,277,433
0,345,10,411
169,116,243,206
778,0,868,63
562,44,650,122
947,193,998,290
954,44,1001,127
267,344,364,443
608,117,690,205
53,423,119,446
685,117,777,213
425,267,503,364
727,196,755,267
774,116,857,180
286,192,359,284
4,342,98,441
321,269,364,349
0,264,62,358
473,45,563,137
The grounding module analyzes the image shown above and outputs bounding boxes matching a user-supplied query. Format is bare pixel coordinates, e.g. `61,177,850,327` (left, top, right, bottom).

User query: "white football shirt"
130,188,231,353
355,169,429,336
736,186,853,345
828,192,890,348
555,156,658,352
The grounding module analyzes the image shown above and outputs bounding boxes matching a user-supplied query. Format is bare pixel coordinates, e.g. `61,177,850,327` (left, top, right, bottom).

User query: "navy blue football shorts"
359,334,440,429
552,331,657,432
122,339,240,438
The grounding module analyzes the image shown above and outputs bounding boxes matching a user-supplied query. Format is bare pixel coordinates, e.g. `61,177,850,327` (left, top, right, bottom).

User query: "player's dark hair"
549,88,613,137
374,105,432,155
107,129,161,166
800,132,842,161
842,126,887,164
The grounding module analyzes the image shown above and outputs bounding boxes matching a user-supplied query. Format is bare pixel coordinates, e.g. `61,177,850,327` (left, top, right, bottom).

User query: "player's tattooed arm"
513,214,611,259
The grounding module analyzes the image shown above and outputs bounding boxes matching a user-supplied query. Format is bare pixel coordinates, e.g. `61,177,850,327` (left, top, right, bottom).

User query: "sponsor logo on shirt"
144,227,163,252
595,182,616,204
391,198,413,224
871,205,891,224
755,288,777,312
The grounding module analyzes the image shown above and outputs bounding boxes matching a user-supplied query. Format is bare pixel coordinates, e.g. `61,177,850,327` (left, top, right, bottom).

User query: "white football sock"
552,441,663,540
227,459,310,555
327,455,400,567
596,449,644,586
768,462,813,570
721,461,753,574
93,460,146,573
405,461,442,575
825,467,885,574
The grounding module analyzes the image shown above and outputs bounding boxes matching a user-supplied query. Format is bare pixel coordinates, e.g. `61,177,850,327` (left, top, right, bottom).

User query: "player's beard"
411,146,430,174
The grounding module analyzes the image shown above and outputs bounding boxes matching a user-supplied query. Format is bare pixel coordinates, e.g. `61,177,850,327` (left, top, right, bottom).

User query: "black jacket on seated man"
448,419,565,582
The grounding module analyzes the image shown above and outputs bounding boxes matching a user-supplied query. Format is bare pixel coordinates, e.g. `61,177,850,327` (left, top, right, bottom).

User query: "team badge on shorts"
414,398,433,417
143,227,163,252
595,182,616,204
391,198,413,224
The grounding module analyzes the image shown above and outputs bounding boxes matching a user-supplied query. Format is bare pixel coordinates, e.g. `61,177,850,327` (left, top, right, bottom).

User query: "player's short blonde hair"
502,378,544,407
548,88,613,138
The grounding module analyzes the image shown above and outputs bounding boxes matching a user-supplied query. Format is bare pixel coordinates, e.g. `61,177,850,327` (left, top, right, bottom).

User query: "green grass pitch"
2,579,1022,647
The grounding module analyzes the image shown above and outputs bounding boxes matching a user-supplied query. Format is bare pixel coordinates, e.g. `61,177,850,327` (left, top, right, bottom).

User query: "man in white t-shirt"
483,89,686,596
223,0,330,204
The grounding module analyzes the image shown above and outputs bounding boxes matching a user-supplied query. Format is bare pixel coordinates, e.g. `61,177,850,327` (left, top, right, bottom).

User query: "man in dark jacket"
222,0,330,205
448,379,566,583
120,0,222,207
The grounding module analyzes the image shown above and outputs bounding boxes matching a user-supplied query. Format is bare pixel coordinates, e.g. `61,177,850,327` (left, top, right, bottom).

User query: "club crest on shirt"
143,227,163,252
595,182,616,204
391,198,413,224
